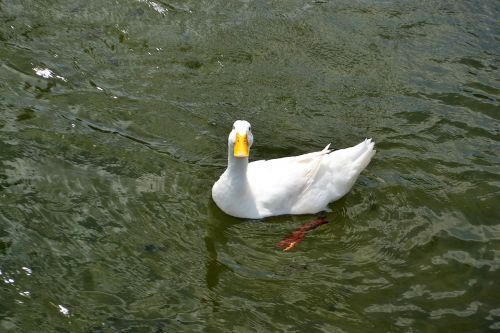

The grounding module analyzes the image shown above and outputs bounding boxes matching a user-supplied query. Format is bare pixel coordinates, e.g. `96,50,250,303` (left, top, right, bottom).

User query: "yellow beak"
234,133,249,158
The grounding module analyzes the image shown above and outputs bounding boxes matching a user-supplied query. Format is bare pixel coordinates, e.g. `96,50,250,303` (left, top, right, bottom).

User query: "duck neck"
227,147,248,184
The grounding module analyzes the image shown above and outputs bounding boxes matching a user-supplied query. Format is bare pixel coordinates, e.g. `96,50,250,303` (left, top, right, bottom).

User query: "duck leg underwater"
277,217,329,251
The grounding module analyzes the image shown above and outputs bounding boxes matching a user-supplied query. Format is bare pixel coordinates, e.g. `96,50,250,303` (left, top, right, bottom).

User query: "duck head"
228,120,254,158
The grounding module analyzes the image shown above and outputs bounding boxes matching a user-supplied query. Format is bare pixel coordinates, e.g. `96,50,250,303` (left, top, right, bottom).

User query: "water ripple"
1,0,499,331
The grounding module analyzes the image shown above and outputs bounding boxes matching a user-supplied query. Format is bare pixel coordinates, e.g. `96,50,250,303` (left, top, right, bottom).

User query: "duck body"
212,121,375,219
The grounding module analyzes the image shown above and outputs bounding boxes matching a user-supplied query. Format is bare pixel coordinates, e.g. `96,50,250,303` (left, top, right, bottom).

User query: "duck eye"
249,127,251,132
232,126,235,130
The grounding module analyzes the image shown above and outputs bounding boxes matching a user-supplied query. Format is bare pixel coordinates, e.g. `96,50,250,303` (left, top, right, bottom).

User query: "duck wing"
246,145,331,216
247,139,375,216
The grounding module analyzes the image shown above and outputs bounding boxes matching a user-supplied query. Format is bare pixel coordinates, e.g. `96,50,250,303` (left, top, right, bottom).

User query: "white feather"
212,121,375,219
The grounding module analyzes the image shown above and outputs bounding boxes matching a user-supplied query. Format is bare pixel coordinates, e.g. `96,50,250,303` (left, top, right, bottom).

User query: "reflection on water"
1,0,499,331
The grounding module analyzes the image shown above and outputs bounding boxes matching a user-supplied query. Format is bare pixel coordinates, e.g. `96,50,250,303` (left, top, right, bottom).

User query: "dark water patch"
1,0,499,331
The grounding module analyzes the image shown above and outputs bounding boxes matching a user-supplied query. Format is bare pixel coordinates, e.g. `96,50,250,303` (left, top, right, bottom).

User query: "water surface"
1,0,499,331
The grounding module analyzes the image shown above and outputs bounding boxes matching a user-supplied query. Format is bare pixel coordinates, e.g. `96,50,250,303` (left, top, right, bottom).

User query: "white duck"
212,120,375,219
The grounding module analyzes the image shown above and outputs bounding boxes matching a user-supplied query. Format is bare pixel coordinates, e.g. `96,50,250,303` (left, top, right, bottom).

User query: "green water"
1,0,499,331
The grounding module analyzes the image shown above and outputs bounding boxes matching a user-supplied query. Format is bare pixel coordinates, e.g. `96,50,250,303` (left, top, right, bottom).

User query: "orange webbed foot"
277,217,329,251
